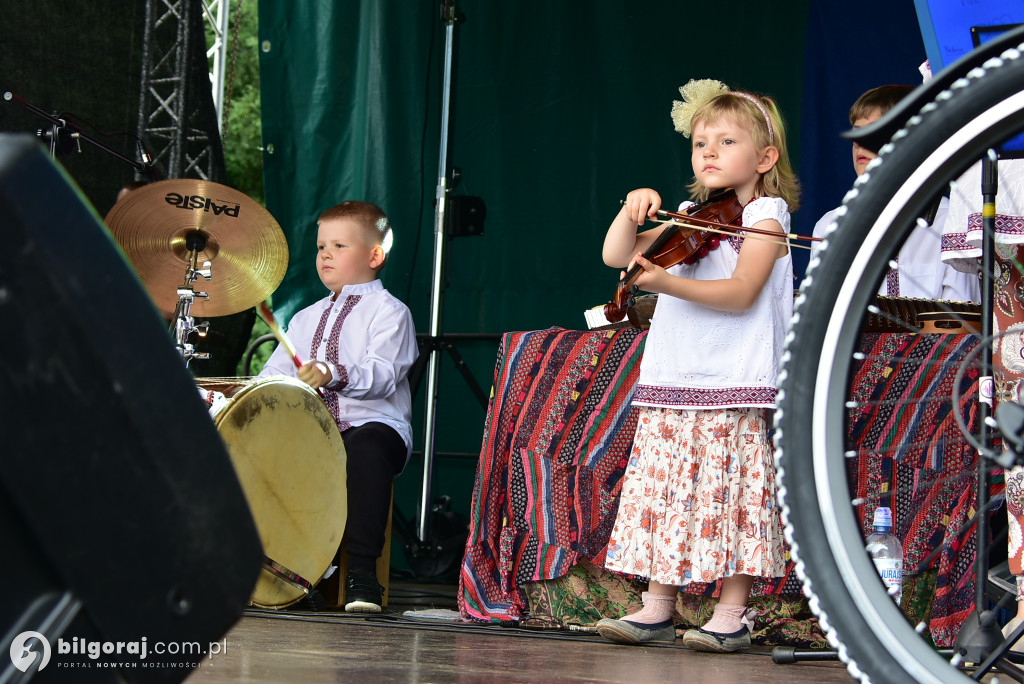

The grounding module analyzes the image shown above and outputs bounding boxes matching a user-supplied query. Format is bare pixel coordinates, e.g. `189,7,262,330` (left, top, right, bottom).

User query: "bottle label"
873,558,903,603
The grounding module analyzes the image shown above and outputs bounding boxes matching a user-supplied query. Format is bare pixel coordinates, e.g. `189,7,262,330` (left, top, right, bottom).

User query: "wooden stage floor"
183,615,856,684
184,581,857,684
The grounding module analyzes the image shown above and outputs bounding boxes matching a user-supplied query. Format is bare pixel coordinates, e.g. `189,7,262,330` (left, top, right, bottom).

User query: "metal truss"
203,0,230,130
137,0,228,180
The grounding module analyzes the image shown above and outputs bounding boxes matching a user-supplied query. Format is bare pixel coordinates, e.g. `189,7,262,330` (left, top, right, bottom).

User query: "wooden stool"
326,486,393,609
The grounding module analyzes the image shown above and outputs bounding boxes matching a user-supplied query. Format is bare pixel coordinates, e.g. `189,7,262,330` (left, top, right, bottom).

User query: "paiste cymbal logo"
10,631,51,673
164,192,241,217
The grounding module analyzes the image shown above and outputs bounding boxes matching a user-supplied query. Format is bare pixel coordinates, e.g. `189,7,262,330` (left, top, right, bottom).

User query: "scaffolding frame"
137,0,229,180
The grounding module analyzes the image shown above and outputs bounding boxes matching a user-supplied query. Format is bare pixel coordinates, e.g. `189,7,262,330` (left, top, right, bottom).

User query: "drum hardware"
262,558,315,594
170,230,214,365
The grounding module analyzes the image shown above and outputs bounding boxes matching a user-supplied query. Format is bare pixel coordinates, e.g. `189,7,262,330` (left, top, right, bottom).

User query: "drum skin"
202,377,347,608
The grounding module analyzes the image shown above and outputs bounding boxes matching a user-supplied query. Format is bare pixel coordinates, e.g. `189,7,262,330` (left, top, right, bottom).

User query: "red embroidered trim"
967,213,1024,235
940,232,973,251
633,384,777,407
314,295,362,434
885,262,900,297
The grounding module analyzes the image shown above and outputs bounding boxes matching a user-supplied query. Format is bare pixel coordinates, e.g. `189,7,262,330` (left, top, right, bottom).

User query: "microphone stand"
3,91,156,179
415,0,463,552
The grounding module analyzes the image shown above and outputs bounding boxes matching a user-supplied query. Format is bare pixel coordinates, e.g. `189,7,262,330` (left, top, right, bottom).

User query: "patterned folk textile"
605,406,787,586
458,327,989,645
458,328,646,622
458,328,807,624
848,332,1002,648
523,559,829,647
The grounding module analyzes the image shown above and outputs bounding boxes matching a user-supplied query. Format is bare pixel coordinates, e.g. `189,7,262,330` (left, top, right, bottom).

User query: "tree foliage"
211,0,263,204
206,1,272,375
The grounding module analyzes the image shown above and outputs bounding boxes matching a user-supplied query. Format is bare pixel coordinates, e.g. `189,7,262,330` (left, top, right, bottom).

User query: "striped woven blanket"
849,332,1000,647
458,328,644,621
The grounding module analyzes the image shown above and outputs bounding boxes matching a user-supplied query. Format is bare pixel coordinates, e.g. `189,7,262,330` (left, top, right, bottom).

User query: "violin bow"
650,217,816,251
654,207,821,244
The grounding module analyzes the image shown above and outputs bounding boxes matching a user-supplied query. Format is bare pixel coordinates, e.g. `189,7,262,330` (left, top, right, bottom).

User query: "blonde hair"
317,200,392,272
685,92,801,211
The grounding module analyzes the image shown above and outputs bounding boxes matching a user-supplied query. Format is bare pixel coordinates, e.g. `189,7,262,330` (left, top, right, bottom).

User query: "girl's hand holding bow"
622,188,663,226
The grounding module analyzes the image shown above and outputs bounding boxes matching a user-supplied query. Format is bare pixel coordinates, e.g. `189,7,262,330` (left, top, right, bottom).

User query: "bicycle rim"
777,45,1024,683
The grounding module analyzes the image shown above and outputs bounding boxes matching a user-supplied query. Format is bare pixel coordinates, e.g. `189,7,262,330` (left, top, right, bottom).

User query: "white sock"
621,592,675,625
701,603,751,634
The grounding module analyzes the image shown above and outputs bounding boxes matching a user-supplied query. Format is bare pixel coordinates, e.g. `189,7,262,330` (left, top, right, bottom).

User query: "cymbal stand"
170,231,212,366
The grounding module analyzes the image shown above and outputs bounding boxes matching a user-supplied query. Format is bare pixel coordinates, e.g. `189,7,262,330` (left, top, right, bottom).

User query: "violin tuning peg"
629,284,639,295
626,295,636,308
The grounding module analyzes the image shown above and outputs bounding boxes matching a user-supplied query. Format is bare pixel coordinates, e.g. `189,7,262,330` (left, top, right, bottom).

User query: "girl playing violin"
596,79,800,652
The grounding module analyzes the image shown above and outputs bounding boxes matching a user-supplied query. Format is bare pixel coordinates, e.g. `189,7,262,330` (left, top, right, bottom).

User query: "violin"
603,189,744,325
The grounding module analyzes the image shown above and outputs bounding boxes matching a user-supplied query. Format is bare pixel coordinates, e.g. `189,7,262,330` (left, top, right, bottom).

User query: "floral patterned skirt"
604,405,786,587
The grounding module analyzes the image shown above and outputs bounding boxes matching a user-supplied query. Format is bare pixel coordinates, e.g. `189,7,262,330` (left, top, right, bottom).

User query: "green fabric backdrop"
258,0,810,561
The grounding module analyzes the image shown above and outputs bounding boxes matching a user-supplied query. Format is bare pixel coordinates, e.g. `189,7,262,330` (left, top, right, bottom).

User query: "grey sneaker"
596,617,676,644
682,625,751,652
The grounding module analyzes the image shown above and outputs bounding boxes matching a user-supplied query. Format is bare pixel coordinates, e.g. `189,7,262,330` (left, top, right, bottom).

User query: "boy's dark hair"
849,85,915,125
317,200,392,271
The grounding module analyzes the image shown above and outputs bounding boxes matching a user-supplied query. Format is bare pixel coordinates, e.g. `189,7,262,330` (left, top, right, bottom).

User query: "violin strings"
655,209,821,243
651,218,814,251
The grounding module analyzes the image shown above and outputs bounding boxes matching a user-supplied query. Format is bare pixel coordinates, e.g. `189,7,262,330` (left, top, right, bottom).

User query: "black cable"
241,607,779,653
55,109,156,177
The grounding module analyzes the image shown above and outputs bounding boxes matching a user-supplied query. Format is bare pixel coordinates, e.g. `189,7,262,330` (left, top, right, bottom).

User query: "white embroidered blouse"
632,196,793,410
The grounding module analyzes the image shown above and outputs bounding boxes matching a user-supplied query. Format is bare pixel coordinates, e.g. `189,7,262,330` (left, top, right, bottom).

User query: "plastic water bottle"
866,506,903,606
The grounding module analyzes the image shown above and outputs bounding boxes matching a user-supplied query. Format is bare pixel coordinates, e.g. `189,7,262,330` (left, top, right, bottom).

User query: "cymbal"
105,179,288,317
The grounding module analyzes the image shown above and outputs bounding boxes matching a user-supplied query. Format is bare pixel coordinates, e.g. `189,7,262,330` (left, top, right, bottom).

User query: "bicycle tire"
777,43,1024,684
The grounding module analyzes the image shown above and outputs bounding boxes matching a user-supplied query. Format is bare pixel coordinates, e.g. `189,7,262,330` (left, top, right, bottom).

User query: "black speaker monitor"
0,134,262,682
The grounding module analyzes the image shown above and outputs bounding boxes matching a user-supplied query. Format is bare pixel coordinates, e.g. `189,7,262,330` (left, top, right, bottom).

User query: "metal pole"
956,150,1001,664
976,150,997,614
419,0,459,544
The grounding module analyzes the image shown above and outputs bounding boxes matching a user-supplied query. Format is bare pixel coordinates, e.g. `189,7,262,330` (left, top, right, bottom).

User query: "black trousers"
340,422,406,573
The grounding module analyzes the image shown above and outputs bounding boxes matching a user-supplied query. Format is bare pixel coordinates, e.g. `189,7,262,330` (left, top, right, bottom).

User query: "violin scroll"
603,282,636,323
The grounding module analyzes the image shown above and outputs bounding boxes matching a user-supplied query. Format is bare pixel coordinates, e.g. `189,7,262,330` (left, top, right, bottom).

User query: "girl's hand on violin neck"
629,253,669,293
623,188,662,226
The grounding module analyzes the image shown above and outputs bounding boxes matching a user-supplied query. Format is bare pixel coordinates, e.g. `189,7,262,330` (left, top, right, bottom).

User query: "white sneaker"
1002,616,1024,654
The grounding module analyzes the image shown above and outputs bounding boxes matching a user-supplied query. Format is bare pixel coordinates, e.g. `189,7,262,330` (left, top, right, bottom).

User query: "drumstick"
257,301,304,369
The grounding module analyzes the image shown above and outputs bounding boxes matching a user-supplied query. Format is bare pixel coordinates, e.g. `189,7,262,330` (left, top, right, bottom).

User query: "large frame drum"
199,376,347,608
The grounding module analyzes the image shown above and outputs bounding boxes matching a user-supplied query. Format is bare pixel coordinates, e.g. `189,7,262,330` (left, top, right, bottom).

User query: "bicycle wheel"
777,43,1024,684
